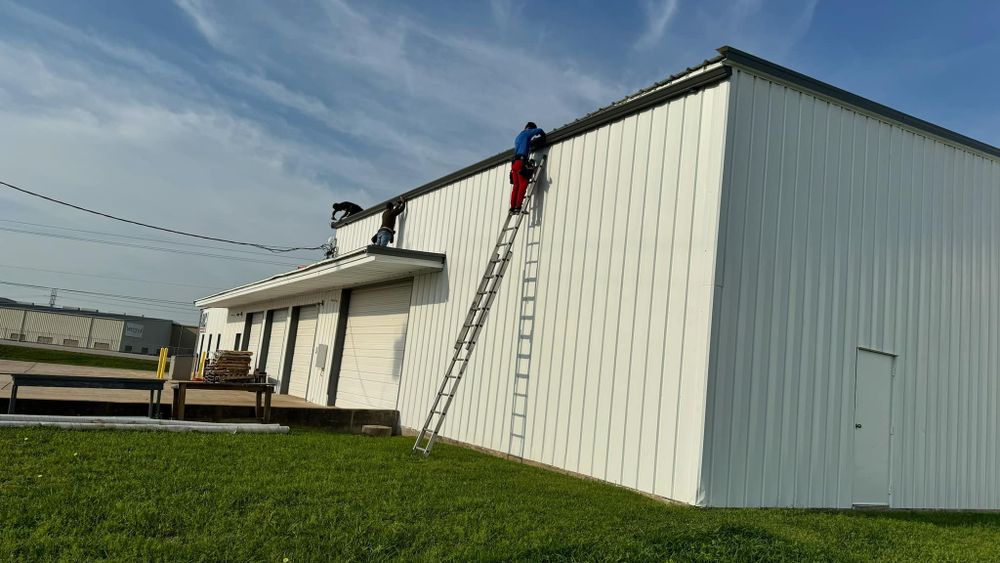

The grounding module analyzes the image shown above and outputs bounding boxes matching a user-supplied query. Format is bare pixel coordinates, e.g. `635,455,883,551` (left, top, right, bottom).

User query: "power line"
0,263,225,290
59,293,197,312
57,296,198,316
0,178,325,253
0,225,307,267
0,280,192,306
0,219,318,262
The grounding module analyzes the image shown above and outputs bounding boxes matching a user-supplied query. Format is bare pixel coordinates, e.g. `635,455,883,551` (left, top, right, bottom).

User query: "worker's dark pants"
510,158,531,209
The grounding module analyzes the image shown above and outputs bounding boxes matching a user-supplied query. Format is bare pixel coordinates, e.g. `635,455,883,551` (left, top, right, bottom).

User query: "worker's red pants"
510,159,530,209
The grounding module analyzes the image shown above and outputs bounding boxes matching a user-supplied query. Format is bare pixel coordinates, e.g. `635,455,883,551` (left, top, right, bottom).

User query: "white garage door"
336,281,412,409
263,309,288,387
287,305,319,399
246,313,264,369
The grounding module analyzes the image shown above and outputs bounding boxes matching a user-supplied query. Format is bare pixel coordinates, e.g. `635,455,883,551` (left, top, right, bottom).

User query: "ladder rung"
512,392,528,398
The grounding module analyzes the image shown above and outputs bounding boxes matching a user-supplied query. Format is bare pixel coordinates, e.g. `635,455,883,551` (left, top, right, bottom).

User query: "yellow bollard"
196,351,207,380
156,348,168,379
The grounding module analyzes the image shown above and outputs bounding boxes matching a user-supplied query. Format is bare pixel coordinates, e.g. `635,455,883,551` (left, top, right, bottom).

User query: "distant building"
0,301,196,355
195,47,1000,510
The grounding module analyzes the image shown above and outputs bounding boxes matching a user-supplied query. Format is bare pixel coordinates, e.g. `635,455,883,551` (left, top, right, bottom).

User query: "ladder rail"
413,154,546,455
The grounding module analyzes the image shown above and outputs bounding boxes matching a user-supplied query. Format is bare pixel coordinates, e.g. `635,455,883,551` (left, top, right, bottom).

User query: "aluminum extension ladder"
413,153,547,456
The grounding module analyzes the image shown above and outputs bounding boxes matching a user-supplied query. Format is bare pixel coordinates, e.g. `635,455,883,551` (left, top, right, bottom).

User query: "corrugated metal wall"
209,290,342,405
703,69,1000,508
0,308,123,349
337,81,730,502
0,308,25,339
89,319,124,349
23,311,91,344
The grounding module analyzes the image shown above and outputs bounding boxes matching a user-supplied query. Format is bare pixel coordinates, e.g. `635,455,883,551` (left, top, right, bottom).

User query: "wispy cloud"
489,0,524,30
635,0,680,50
174,0,227,49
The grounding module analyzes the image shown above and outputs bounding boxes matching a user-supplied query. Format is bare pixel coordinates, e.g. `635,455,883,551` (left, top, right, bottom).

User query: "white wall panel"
337,82,730,502
703,69,1000,508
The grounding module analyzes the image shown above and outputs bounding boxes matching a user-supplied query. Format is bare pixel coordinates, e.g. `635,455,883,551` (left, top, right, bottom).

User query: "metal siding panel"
704,69,1000,508
23,311,92,343
576,125,612,477
90,319,124,350
0,308,25,339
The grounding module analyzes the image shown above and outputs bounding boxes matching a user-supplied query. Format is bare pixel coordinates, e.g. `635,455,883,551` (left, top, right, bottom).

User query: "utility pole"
49,288,57,307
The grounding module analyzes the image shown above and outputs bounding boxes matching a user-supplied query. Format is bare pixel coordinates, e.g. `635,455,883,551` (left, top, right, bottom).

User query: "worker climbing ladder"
413,152,548,456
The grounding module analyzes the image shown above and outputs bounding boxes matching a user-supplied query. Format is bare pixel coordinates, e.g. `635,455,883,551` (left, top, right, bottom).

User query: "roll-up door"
246,313,264,369
263,309,288,387
287,305,319,399
336,281,412,409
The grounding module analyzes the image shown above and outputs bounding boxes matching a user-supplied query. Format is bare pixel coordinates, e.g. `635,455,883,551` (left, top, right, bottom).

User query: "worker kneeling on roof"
509,122,545,214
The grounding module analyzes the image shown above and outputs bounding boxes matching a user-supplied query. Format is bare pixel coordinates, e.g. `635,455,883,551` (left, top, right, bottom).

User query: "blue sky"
1,0,998,323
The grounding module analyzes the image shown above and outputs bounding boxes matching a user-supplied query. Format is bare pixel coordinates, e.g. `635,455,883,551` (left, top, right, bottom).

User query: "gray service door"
852,349,893,507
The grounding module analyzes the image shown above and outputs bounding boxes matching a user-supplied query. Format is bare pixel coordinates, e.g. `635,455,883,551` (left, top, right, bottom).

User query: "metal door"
335,281,412,409
246,313,264,368
263,309,288,387
852,349,893,507
287,305,319,399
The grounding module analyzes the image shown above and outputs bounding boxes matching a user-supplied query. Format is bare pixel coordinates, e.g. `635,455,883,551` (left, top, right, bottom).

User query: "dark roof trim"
335,64,732,227
718,45,1000,160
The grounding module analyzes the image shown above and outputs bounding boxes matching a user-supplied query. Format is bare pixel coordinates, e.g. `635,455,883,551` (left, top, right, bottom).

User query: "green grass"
0,344,158,371
1,429,998,562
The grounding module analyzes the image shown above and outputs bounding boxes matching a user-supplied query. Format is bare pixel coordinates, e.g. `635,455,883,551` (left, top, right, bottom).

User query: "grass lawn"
1,429,997,562
0,345,158,371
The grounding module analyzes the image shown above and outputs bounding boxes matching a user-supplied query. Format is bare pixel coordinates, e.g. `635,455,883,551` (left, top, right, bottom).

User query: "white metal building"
196,47,1000,509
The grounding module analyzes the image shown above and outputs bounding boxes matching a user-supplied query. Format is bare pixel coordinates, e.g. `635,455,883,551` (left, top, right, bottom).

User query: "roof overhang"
194,246,445,309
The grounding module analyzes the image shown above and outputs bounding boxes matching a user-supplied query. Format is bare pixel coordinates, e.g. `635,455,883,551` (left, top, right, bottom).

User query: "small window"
234,333,242,350
93,342,110,350
9,333,23,341
63,339,79,347
141,347,149,354
36,336,53,344
124,345,133,352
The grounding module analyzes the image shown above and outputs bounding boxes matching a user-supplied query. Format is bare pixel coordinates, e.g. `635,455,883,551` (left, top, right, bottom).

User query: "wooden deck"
0,360,328,410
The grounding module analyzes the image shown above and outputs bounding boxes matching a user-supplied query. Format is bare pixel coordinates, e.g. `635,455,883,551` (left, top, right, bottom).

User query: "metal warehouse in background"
0,299,197,355
195,46,1000,509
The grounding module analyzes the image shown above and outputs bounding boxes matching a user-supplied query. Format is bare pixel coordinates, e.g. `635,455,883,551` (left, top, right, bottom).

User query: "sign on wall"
125,322,144,339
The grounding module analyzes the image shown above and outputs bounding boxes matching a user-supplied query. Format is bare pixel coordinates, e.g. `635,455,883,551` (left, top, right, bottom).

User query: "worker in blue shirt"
509,122,546,213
